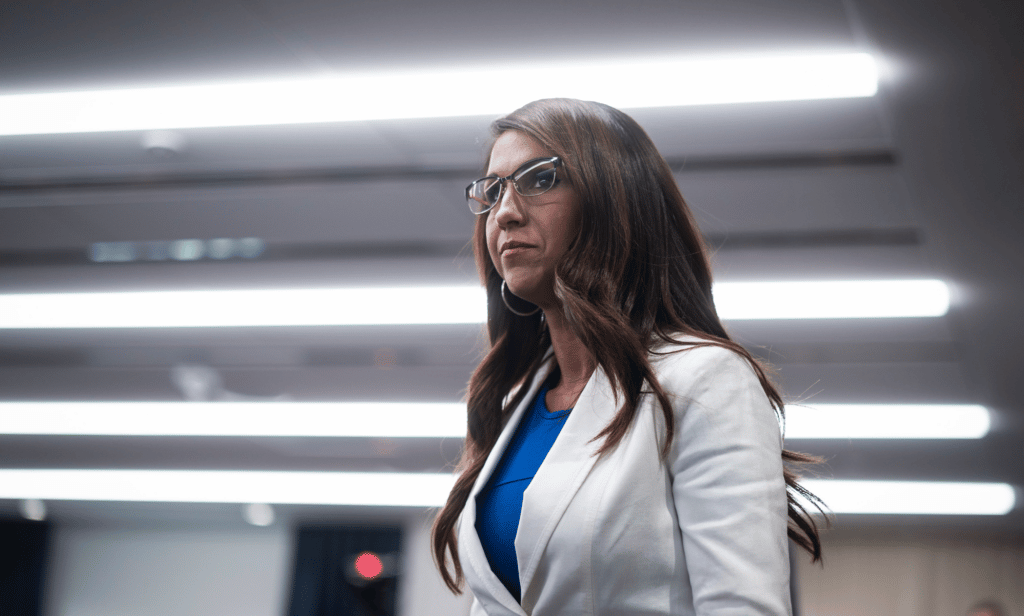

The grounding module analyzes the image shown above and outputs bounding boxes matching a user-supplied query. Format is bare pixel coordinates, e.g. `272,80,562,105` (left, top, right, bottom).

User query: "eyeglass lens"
467,158,559,214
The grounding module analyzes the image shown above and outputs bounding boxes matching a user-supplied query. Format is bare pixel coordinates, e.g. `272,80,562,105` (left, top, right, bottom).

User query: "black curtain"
0,519,50,616
287,524,401,616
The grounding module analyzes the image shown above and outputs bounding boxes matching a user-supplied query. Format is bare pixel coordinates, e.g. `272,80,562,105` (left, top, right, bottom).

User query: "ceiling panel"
0,0,1021,532
709,244,934,280
0,181,473,247
0,121,417,179
683,165,915,233
0,0,858,92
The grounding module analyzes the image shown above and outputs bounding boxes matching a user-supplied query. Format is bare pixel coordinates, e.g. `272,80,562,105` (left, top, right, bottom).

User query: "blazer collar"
515,362,617,612
458,351,555,616
458,349,618,615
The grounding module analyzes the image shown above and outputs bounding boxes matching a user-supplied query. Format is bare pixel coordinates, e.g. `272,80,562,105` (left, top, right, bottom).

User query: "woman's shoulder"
649,333,752,367
648,334,763,392
649,335,781,445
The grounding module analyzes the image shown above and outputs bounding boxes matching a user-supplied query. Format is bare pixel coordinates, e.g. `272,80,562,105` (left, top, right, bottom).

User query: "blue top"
475,382,572,603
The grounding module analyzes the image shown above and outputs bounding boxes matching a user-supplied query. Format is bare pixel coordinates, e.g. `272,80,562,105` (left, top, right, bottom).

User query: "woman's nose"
492,182,525,227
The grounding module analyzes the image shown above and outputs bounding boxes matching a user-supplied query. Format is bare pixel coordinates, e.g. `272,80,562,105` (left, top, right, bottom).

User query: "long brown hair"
432,98,826,593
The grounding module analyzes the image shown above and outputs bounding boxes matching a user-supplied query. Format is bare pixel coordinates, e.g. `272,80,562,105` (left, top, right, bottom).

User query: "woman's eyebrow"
486,157,540,178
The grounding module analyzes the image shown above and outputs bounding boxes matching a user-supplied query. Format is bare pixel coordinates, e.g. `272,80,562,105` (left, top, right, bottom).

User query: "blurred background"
0,0,1021,615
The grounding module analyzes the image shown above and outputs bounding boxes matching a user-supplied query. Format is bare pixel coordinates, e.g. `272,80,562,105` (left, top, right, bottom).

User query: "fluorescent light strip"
785,404,990,439
0,401,467,438
801,480,1016,515
0,287,486,328
0,401,988,440
0,280,948,329
0,471,1011,514
0,469,456,507
0,53,877,136
713,279,949,319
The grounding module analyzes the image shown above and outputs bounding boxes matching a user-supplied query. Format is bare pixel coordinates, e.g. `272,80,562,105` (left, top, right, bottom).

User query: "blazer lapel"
515,365,619,611
458,354,555,616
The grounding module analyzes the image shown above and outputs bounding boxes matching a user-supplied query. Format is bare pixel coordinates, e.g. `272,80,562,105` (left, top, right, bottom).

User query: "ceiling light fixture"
784,404,990,439
0,287,486,328
0,469,456,507
0,279,947,329
0,401,467,438
0,471,1011,514
713,279,949,319
801,480,1016,515
0,400,986,440
0,53,878,136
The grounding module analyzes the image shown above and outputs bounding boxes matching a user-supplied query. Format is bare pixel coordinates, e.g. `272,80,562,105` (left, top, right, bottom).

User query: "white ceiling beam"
0,280,948,329
0,53,878,136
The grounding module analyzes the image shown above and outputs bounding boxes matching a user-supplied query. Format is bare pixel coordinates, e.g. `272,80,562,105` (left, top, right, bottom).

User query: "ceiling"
0,0,1021,529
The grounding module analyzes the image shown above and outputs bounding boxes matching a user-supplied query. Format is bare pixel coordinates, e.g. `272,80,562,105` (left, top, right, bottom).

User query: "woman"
432,98,824,615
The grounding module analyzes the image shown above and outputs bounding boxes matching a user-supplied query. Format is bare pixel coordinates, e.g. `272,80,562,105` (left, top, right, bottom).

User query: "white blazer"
456,339,792,616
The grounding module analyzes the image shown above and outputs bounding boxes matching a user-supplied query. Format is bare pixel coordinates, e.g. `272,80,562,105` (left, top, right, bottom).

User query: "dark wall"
288,524,402,616
0,519,50,616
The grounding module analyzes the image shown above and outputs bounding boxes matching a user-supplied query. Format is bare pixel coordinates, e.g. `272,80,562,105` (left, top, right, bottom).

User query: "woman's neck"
543,308,596,395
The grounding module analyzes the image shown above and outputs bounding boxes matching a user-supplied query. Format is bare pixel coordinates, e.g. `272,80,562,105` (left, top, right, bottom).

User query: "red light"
354,551,384,580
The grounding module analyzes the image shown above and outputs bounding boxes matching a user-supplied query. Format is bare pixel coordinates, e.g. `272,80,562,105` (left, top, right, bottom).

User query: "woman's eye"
528,169,556,190
483,181,502,203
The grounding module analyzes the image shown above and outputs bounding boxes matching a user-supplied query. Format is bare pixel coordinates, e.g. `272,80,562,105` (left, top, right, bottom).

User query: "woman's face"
485,130,581,311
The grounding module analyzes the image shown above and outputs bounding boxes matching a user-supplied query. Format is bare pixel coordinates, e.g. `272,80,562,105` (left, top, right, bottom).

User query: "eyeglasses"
466,156,562,215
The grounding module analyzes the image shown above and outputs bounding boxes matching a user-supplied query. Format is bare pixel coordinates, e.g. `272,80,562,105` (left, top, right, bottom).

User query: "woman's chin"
504,270,556,305
511,289,557,313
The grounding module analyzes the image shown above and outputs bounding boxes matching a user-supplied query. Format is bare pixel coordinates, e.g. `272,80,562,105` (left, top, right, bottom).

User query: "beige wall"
399,510,475,616
45,524,293,616
43,511,474,616
798,527,1024,616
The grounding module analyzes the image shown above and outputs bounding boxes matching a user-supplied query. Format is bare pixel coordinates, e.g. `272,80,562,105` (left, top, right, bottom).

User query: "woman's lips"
501,241,535,255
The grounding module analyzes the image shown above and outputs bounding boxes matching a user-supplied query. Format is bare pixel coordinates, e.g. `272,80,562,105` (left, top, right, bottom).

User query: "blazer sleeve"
664,345,792,615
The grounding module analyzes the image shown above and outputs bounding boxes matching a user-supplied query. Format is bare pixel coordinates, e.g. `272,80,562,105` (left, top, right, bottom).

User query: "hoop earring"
501,280,540,317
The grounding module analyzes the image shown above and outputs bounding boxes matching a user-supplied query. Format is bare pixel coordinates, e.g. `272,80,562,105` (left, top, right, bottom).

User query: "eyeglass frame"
465,156,563,215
